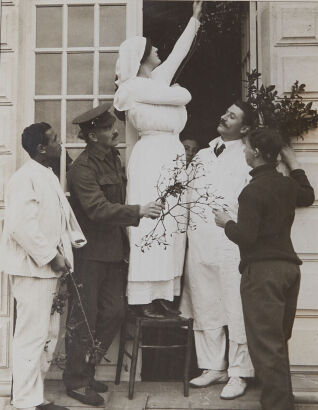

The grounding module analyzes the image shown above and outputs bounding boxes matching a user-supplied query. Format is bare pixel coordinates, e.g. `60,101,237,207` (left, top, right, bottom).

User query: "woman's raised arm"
152,1,202,85
113,79,191,111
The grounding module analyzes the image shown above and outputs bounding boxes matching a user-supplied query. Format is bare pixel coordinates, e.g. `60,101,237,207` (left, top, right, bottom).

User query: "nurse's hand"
213,209,232,228
193,1,203,21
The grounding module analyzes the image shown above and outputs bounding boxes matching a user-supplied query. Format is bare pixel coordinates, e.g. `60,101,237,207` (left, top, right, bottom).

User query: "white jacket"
187,137,251,263
181,137,251,340
0,159,86,278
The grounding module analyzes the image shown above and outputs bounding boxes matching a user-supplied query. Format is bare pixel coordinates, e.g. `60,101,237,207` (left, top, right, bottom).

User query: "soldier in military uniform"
63,104,162,406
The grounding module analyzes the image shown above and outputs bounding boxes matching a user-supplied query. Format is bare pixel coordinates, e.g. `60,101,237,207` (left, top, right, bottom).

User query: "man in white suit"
0,122,86,410
181,101,256,399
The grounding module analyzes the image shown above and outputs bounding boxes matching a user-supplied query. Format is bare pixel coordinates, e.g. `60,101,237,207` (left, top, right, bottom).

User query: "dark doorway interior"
143,1,243,149
141,1,244,381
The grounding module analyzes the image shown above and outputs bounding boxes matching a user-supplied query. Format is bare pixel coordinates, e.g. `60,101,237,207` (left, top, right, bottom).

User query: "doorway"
141,0,245,381
143,1,244,149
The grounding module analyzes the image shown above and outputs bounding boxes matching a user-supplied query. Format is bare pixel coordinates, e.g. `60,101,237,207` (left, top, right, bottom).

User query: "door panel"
257,1,318,370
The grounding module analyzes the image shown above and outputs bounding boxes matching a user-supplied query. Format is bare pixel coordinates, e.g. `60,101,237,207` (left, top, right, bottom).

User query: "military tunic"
63,143,140,390
67,143,140,261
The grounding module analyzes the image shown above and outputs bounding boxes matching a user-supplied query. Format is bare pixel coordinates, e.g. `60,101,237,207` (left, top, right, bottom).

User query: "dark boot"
37,404,70,410
66,386,104,406
157,299,181,316
89,378,108,393
140,303,165,319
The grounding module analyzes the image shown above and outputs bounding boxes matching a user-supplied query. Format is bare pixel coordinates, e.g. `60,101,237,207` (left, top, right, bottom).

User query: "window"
34,1,127,188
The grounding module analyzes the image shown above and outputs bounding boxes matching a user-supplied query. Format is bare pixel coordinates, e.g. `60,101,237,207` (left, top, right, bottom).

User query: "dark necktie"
214,143,226,157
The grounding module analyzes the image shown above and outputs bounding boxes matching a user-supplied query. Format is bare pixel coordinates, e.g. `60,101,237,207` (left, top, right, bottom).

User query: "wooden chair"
115,313,194,399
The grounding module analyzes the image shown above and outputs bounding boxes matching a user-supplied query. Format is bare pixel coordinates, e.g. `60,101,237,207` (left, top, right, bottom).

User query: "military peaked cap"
72,102,114,128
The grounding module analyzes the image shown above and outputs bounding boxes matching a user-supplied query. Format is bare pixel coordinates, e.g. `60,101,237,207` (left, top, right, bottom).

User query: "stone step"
2,378,318,410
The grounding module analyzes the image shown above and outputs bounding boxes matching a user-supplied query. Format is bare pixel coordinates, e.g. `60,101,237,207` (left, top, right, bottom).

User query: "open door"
241,1,258,100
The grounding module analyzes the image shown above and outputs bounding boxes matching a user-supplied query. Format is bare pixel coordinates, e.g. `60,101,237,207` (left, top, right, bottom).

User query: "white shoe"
190,369,228,387
220,376,247,400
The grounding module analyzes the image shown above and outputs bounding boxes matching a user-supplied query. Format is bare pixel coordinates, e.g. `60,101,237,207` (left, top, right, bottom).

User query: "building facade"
0,0,318,397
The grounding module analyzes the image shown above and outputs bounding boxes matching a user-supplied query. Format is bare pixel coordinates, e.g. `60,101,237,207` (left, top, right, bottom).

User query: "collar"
209,136,243,149
87,143,119,161
29,158,53,174
249,163,277,177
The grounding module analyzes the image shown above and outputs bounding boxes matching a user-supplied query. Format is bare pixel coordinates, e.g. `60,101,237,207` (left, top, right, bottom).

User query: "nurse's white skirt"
126,131,187,304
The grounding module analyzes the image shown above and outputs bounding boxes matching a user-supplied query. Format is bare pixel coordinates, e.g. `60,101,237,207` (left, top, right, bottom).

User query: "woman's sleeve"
114,80,191,110
134,82,191,105
152,17,200,85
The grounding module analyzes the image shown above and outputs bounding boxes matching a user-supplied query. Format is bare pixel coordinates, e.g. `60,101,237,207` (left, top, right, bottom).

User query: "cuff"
131,204,141,226
224,220,236,237
191,16,201,28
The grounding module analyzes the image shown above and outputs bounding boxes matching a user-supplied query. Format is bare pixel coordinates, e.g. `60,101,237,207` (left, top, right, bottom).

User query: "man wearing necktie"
180,101,256,399
214,142,226,157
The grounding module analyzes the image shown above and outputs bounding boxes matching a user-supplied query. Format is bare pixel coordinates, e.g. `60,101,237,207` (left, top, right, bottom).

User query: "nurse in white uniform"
114,2,202,318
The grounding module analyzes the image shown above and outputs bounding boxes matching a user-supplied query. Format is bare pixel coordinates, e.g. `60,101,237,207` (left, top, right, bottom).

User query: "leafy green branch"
246,69,318,144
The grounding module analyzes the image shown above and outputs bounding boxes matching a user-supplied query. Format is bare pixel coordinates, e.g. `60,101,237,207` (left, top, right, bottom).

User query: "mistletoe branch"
137,155,228,252
172,2,243,84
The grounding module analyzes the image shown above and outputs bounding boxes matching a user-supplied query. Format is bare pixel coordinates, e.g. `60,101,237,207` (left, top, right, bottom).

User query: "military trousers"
63,257,126,390
240,260,300,410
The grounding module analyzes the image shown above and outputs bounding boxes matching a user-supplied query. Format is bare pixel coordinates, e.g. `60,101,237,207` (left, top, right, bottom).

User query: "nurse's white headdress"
115,36,146,86
114,36,147,111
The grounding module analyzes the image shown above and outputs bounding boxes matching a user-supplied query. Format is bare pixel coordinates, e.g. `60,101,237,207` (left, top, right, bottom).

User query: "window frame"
17,0,142,189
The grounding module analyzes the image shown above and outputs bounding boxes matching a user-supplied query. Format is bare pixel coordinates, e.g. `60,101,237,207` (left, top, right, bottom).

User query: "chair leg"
152,327,163,380
184,319,194,397
128,319,141,400
115,318,126,385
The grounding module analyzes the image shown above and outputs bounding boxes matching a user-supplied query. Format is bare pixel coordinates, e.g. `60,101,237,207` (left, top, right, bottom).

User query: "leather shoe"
89,378,108,393
141,303,165,319
190,369,228,387
157,299,181,316
37,404,70,410
66,386,104,406
220,377,247,400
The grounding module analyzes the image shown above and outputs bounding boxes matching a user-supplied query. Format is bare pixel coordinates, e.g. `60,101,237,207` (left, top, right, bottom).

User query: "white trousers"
10,276,59,409
194,327,254,378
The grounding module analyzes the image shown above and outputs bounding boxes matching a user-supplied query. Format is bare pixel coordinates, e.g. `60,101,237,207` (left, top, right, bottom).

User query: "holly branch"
50,250,107,367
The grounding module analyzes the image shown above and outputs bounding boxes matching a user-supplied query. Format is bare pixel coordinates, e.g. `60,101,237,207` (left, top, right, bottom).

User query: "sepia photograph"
0,1,318,409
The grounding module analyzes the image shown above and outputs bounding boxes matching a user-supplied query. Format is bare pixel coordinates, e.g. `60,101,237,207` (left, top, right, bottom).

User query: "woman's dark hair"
234,100,258,128
114,37,152,122
114,97,126,122
22,122,51,158
140,37,152,64
248,127,284,163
